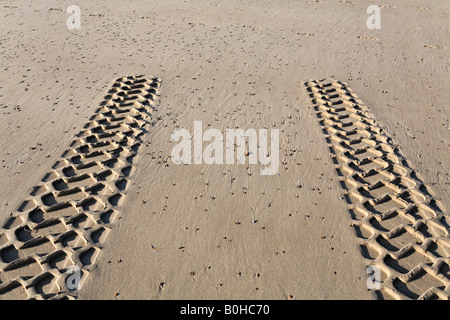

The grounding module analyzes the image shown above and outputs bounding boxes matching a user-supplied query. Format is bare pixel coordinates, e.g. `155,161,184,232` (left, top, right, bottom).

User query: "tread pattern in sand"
0,75,160,299
304,79,449,300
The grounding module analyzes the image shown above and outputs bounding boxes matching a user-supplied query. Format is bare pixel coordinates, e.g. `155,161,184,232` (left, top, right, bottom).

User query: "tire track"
304,79,449,300
0,75,161,299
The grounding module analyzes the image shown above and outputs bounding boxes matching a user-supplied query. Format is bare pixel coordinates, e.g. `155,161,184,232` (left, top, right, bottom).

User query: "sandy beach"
0,0,448,300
